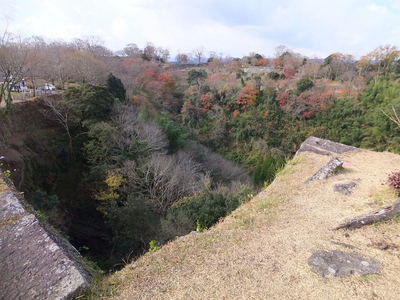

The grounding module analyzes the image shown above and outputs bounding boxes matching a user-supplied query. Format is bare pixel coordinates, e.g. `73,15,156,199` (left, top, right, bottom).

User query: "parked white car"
37,83,56,91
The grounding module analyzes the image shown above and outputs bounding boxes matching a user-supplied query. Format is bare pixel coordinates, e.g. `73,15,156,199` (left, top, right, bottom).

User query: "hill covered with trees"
1,30,400,274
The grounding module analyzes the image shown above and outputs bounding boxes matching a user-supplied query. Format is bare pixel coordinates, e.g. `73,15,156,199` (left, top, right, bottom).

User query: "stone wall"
0,172,89,299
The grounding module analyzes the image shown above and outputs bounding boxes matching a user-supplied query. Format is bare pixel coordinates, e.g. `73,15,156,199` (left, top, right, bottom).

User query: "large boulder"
296,136,357,157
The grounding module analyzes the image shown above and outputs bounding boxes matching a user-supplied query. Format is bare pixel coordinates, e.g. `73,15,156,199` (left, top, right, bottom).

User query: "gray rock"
296,136,357,157
0,172,89,299
334,182,357,195
308,250,380,278
306,157,343,182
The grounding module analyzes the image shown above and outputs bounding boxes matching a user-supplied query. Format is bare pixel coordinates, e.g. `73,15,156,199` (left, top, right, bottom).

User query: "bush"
296,76,314,93
253,154,285,186
187,69,207,87
388,172,400,191
106,73,126,102
63,84,115,127
268,72,281,80
157,117,189,153
30,189,60,211
166,189,245,232
84,122,117,167
107,195,160,262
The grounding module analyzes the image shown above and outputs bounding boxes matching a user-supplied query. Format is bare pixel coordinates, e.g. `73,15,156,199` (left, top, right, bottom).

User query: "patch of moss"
0,213,28,228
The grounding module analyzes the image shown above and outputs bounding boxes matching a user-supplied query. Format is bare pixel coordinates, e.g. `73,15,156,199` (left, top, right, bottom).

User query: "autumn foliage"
236,83,258,109
388,172,400,191
283,67,296,79
201,93,212,111
277,93,289,108
255,58,269,66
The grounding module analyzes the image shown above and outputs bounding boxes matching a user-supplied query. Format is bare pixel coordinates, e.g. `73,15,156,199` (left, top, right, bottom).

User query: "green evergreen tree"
107,73,126,102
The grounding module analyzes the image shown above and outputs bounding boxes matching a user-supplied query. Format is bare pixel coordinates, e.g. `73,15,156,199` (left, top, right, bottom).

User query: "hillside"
94,137,400,299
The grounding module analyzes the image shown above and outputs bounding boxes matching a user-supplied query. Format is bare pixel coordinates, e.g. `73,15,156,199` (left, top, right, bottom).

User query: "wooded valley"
1,32,400,271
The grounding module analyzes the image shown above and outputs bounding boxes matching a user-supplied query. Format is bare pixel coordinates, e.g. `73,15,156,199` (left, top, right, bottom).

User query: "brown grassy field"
93,148,400,300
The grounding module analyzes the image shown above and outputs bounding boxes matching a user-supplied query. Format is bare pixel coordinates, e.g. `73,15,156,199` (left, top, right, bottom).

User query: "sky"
1,0,400,58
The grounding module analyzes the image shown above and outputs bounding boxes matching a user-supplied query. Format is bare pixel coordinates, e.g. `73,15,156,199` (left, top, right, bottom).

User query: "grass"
370,186,398,206
91,149,400,300
0,213,28,229
275,155,303,177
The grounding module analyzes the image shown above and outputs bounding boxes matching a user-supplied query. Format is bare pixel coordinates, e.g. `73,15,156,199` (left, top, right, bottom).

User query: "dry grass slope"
95,149,400,300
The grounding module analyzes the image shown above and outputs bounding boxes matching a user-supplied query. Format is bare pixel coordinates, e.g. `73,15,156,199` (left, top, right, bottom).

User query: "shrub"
388,172,400,191
246,152,286,186
64,84,115,126
157,117,189,153
165,189,247,233
107,195,160,261
106,73,126,102
296,76,314,93
268,72,281,80
182,191,240,228
187,69,208,87
148,240,160,252
30,189,60,211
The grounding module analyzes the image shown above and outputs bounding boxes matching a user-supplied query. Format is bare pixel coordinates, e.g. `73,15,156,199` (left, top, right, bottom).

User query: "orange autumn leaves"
199,83,258,116
200,93,212,111
232,83,259,116
236,83,258,108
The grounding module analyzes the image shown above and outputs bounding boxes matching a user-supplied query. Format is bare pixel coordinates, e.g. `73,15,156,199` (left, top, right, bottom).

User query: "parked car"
37,83,56,91
10,80,29,92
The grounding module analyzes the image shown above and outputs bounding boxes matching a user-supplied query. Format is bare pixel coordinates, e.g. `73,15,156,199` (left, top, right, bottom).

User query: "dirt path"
100,149,400,300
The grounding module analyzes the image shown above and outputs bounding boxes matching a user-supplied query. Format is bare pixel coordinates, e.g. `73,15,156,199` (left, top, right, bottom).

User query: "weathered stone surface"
335,198,400,230
296,136,357,157
306,157,343,182
308,250,380,278
334,181,357,195
0,189,25,220
0,173,89,299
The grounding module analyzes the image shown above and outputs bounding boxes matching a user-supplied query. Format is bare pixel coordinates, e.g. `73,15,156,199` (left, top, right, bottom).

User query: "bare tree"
112,103,168,154
66,49,107,83
123,43,141,57
123,152,203,214
46,41,71,89
25,36,47,95
0,29,28,107
41,95,74,153
176,53,189,64
193,47,205,64
142,42,156,61
299,59,323,80
156,47,170,63
186,144,251,185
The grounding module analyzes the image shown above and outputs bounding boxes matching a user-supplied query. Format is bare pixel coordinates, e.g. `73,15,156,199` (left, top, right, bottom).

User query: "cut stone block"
0,173,90,299
306,157,343,182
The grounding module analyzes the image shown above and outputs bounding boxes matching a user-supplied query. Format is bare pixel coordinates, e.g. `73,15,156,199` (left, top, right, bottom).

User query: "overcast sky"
1,0,400,58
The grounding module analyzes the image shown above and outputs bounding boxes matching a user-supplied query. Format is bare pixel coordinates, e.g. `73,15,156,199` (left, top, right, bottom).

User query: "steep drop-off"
96,138,400,299
0,99,113,267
